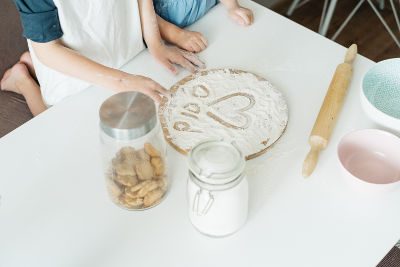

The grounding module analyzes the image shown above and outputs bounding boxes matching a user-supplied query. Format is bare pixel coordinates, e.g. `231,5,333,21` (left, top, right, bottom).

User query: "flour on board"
159,69,289,159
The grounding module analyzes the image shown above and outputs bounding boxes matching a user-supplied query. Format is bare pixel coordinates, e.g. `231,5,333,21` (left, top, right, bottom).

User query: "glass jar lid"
99,92,156,140
188,140,246,186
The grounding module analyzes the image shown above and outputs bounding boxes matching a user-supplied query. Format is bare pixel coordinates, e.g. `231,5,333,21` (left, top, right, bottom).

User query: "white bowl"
360,58,400,132
337,129,400,192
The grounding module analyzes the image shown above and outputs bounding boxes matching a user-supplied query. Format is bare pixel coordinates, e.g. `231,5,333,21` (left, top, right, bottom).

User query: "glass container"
100,92,168,210
187,140,248,237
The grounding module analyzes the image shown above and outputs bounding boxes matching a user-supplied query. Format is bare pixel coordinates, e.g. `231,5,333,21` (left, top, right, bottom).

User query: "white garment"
28,0,145,106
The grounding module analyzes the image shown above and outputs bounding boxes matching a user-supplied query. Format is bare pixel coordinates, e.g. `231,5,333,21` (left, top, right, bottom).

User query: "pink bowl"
338,129,400,186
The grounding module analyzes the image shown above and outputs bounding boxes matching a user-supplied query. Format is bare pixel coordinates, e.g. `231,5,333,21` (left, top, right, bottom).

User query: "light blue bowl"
361,58,400,131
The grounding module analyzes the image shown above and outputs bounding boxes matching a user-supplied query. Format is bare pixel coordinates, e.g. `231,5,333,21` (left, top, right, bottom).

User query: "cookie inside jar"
107,143,168,210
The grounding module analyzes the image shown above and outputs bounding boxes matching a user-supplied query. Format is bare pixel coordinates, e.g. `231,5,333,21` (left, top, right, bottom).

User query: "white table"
1,1,399,266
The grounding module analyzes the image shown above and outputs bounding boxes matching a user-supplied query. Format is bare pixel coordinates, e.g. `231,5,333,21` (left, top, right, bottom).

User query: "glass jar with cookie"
99,92,168,210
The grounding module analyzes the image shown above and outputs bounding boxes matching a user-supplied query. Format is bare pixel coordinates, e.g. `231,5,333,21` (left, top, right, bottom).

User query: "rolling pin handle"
302,146,321,178
344,44,358,65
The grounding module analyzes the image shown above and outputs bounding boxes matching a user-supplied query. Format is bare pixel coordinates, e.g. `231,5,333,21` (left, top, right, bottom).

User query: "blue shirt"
13,0,63,43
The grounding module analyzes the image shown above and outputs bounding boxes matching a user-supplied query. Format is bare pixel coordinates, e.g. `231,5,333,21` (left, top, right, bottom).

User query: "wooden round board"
159,69,289,160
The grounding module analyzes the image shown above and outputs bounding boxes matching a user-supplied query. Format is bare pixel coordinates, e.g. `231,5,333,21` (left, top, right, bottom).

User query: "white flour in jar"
187,176,248,237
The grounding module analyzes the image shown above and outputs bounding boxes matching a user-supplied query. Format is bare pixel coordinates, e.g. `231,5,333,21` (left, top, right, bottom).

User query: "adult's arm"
14,0,168,102
31,40,168,102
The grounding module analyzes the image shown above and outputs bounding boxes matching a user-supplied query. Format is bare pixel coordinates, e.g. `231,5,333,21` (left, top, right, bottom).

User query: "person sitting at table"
1,0,254,116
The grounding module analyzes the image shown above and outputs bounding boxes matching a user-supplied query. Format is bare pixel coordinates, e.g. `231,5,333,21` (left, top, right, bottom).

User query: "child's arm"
138,0,205,74
220,0,254,26
31,40,168,103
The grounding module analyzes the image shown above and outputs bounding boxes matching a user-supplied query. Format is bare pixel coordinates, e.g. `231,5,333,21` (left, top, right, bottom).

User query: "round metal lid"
188,140,246,185
99,92,156,140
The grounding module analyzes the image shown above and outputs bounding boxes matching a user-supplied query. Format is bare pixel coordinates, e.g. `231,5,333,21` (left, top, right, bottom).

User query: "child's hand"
228,7,254,26
176,30,208,53
150,44,206,74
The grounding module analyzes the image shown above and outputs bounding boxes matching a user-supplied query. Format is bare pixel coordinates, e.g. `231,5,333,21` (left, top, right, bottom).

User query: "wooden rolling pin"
302,44,358,177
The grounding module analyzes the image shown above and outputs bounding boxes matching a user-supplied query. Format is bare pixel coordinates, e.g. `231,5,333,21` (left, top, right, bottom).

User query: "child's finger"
199,34,208,47
183,61,197,73
191,42,202,52
248,10,254,24
182,52,205,69
186,45,197,53
196,39,206,51
237,17,246,26
238,11,251,25
176,55,197,73
231,12,245,26
160,59,178,74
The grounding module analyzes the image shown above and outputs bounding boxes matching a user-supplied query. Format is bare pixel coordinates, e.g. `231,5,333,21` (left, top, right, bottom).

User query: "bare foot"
1,62,46,116
1,69,12,90
20,51,36,79
1,63,32,94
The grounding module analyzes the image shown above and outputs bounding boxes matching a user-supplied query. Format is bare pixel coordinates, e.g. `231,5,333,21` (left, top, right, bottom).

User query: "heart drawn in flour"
206,92,256,130
160,68,289,160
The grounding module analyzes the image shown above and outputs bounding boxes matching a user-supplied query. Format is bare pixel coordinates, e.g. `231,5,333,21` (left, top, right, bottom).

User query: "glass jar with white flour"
187,140,248,237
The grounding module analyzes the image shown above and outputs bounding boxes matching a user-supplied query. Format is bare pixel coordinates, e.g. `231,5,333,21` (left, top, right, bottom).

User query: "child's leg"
1,60,47,116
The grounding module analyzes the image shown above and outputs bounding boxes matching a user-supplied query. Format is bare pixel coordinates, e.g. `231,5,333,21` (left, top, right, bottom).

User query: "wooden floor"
271,0,400,61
